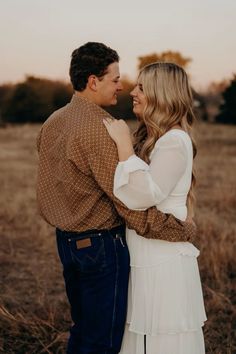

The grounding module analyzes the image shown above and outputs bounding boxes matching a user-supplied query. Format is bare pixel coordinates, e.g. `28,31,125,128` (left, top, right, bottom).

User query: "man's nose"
118,82,123,91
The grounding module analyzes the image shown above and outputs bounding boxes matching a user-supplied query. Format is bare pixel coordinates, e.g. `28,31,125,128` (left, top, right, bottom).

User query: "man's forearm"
115,203,196,243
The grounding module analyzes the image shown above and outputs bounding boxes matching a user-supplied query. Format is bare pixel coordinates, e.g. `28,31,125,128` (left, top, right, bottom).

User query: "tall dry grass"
0,122,235,353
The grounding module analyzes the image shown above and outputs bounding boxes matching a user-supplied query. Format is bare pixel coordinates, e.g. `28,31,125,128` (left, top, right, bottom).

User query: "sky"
0,0,236,91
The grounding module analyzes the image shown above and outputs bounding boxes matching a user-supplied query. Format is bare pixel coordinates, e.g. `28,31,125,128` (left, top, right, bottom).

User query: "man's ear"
87,75,98,92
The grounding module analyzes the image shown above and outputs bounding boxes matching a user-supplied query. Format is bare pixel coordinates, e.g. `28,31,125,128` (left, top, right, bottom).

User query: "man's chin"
101,98,117,107
108,98,118,106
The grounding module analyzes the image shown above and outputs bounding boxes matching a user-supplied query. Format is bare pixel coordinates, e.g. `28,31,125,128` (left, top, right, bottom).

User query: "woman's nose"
130,88,135,97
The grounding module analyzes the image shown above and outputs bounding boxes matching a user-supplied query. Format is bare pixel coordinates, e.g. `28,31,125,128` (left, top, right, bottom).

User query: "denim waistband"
56,224,125,240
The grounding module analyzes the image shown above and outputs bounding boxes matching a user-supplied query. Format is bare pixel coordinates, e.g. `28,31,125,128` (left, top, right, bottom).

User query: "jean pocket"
69,235,106,273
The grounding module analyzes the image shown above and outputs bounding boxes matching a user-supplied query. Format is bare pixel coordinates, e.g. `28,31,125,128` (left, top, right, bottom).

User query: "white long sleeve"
113,132,189,210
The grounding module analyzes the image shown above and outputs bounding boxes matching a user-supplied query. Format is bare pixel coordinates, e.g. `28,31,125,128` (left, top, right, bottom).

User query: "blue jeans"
56,225,130,354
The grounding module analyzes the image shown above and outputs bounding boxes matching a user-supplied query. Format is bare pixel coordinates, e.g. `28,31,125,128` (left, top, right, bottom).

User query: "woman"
103,62,207,354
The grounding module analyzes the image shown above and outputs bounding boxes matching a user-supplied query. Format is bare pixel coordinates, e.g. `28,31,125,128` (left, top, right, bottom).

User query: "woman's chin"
133,106,140,115
133,107,142,120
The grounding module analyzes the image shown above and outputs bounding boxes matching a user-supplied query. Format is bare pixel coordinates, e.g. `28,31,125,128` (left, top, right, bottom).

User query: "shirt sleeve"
72,115,196,242
36,127,43,153
113,135,187,210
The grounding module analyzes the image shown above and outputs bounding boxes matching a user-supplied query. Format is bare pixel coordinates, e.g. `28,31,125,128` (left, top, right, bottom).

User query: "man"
36,42,196,354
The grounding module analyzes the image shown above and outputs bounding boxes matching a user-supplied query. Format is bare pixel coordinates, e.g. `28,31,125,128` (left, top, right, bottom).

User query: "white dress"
114,129,207,354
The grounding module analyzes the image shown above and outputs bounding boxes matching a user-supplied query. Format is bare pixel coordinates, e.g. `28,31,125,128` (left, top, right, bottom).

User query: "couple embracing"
36,42,206,354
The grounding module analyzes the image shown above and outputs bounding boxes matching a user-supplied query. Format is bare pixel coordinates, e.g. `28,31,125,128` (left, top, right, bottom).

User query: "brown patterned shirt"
36,94,196,242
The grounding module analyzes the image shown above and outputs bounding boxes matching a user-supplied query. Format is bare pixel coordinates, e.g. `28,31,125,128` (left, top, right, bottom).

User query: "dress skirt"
119,229,207,354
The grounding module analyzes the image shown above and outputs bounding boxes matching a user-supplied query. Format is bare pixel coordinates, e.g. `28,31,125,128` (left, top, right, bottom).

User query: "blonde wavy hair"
133,62,197,218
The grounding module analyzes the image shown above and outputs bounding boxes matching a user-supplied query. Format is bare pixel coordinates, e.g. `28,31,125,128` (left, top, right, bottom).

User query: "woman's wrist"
117,140,134,161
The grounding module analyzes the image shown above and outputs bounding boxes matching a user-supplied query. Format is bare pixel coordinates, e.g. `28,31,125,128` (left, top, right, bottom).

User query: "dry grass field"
0,122,235,353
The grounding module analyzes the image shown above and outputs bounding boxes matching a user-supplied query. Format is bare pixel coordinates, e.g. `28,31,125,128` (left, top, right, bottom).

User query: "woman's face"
130,80,147,117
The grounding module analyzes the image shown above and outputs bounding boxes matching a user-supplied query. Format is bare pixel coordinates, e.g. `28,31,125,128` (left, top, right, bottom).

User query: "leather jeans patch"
76,238,91,249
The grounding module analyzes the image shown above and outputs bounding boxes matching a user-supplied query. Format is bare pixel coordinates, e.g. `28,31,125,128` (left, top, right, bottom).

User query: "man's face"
96,62,123,106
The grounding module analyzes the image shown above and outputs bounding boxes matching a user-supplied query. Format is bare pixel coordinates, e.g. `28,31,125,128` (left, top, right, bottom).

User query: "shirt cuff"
115,155,149,189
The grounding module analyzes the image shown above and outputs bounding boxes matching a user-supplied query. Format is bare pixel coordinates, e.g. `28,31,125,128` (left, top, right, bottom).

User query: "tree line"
0,52,235,125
